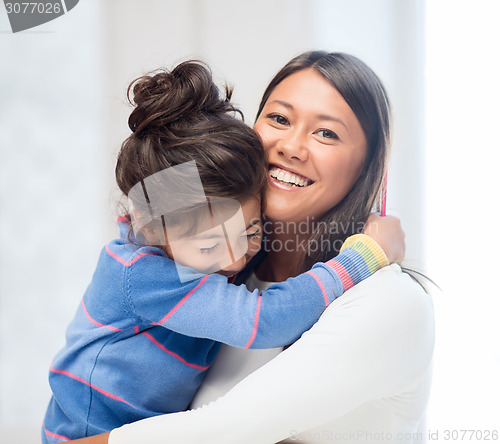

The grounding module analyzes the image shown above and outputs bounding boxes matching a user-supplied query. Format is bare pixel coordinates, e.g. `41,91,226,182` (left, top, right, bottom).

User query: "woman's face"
254,68,368,224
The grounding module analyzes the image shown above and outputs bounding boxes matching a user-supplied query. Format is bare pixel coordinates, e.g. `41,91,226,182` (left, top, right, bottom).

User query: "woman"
71,51,434,443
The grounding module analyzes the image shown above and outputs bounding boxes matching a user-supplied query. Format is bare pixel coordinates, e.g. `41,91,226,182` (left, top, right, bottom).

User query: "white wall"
0,1,426,441
0,1,104,441
425,0,500,432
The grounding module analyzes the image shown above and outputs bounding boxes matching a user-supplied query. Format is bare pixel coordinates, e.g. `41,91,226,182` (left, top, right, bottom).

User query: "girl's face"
163,197,263,278
254,68,368,224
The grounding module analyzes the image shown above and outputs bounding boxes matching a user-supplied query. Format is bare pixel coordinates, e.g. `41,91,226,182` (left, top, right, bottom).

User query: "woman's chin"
264,185,315,224
263,202,309,226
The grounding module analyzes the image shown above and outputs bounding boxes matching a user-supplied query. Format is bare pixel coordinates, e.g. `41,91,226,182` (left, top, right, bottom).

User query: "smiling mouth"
268,165,314,188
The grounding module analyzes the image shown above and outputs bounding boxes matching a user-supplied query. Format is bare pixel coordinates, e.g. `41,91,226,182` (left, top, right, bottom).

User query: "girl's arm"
124,234,389,348
108,265,434,444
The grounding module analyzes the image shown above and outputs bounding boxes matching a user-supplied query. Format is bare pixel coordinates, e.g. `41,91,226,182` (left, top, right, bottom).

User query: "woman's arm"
107,265,434,444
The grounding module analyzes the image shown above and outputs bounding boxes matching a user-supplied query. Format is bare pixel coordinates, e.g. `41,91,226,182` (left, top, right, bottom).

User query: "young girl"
42,61,395,443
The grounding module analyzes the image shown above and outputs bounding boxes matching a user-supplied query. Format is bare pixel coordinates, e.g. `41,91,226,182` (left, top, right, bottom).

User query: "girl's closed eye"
200,244,219,254
245,228,261,239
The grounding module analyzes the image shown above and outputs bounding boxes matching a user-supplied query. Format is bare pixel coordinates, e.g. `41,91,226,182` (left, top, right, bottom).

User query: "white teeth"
269,167,311,187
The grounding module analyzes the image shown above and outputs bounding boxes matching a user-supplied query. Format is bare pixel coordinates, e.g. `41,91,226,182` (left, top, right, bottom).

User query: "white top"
188,272,284,407
110,264,434,444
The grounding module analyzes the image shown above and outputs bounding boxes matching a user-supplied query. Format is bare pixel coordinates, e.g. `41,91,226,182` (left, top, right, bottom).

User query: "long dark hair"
115,61,268,242
256,51,391,273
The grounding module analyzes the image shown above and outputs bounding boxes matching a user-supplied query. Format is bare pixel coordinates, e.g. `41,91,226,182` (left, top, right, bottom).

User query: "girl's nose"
221,254,247,274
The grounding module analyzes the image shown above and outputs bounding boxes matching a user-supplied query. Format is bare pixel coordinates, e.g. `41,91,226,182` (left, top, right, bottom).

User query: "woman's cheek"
254,124,272,150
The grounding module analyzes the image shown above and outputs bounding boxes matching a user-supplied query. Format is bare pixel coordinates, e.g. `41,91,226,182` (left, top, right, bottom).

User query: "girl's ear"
130,209,167,247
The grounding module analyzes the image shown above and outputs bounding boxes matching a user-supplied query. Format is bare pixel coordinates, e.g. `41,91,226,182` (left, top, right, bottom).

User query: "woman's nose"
276,130,309,161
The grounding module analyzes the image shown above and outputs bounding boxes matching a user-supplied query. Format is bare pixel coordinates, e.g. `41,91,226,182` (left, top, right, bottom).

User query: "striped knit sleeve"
242,234,388,348
124,234,389,349
326,233,389,292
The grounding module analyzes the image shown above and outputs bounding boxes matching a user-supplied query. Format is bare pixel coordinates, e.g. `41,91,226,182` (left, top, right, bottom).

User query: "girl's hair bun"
116,59,267,220
127,61,236,137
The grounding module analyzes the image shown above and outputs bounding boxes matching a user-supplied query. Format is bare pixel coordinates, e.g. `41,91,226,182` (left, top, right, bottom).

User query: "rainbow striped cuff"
325,234,389,292
340,234,389,272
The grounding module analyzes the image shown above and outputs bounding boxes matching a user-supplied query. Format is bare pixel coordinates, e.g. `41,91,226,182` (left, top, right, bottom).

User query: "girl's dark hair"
116,61,267,240
256,51,391,273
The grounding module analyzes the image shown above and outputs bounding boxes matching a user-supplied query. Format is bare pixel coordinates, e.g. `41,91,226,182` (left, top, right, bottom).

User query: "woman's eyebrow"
269,100,348,131
316,113,348,130
269,99,294,109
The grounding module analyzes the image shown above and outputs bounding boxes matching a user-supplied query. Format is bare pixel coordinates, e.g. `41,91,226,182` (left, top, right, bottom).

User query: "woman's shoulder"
297,264,434,395
330,264,434,318
316,264,435,370
328,264,434,333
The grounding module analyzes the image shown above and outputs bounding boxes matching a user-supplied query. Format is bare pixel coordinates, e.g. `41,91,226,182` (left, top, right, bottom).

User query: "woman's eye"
200,244,219,254
267,114,289,126
316,129,339,140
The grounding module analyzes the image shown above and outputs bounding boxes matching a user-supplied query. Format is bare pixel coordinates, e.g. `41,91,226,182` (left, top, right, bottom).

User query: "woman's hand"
363,213,405,264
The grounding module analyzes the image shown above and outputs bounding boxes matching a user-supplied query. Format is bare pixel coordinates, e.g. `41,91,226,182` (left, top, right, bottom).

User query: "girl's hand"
363,213,405,264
